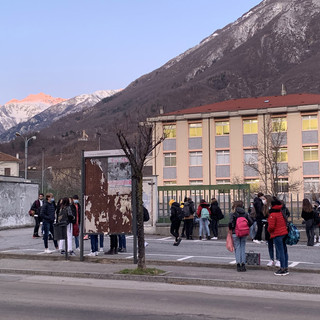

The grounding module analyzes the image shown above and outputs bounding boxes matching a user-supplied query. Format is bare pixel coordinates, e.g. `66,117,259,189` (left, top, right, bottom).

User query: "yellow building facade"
149,94,320,197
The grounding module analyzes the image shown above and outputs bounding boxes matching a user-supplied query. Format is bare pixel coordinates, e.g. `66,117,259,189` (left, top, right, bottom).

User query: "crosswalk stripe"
177,256,193,261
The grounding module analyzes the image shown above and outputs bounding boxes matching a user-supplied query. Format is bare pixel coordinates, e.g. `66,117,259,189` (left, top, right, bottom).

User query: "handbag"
29,209,35,217
246,251,260,265
226,230,234,252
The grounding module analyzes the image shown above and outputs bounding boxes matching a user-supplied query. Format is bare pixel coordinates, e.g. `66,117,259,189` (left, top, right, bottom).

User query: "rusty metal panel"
84,155,132,234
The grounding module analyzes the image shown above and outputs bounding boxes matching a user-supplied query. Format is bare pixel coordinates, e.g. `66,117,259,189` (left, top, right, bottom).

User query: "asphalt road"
1,227,319,270
1,273,320,320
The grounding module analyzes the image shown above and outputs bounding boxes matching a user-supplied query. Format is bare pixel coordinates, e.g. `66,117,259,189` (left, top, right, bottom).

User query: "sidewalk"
1,227,320,294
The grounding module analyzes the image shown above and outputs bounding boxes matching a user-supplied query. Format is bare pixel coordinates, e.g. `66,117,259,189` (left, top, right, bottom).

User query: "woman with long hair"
301,198,315,246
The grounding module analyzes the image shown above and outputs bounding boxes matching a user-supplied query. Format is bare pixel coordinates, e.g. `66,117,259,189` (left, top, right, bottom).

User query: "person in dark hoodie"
228,200,253,272
268,196,289,276
253,192,266,243
210,197,223,240
301,198,315,246
40,192,58,253
169,199,183,246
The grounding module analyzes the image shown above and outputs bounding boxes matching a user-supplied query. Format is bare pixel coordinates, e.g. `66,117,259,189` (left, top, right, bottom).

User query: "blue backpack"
285,222,300,245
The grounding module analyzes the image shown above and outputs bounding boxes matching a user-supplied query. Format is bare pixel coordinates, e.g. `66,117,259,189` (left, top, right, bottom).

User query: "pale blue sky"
0,0,261,105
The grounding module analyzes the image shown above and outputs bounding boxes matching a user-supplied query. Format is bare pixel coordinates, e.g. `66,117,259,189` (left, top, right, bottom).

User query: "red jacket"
267,205,288,239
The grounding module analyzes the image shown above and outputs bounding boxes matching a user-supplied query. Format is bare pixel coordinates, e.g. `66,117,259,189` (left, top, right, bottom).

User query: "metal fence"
157,184,250,223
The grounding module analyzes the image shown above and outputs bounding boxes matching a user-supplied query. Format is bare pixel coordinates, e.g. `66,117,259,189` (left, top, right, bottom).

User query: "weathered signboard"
83,150,132,234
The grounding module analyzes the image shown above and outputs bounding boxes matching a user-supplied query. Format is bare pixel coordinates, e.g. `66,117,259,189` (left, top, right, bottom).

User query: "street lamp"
15,132,36,180
42,166,52,194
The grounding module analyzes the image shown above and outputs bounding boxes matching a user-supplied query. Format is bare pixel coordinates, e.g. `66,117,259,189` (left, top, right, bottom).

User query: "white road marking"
229,260,236,264
126,255,134,259
177,256,193,261
289,262,300,267
157,237,173,241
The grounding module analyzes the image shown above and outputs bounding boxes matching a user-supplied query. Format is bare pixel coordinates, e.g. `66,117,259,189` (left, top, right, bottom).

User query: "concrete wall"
0,178,38,229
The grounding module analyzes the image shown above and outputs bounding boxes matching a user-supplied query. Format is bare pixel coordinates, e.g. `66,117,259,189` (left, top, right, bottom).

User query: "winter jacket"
210,202,223,221
267,205,288,239
57,205,73,224
301,209,314,222
30,199,43,218
196,204,211,218
40,201,56,222
170,202,182,222
253,197,264,220
228,207,253,234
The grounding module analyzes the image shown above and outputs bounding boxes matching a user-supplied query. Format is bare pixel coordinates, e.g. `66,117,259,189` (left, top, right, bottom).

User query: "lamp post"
15,132,36,180
42,166,52,194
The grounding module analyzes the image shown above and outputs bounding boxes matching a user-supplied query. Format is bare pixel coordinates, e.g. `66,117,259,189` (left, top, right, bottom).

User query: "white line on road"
157,237,173,241
177,256,194,261
289,262,300,267
229,260,236,264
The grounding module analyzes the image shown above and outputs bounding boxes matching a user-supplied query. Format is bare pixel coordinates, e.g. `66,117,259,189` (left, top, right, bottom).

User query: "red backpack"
235,216,249,237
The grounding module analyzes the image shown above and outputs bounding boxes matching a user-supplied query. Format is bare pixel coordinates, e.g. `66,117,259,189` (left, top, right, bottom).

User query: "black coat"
40,201,56,222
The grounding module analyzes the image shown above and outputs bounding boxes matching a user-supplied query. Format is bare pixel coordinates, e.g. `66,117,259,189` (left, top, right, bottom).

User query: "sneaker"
275,260,281,267
176,238,182,246
284,268,289,275
206,236,211,240
144,241,149,247
314,236,317,243
274,268,288,276
104,249,115,255
99,248,104,252
86,252,96,256
253,240,261,244
44,248,52,254
211,237,218,240
173,242,178,246
236,263,241,272
267,260,274,267
69,251,76,256
240,263,246,272
76,247,80,252
33,234,40,238
60,250,66,255
95,251,99,256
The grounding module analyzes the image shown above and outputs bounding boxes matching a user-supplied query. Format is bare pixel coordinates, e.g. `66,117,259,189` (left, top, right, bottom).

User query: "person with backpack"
197,201,211,240
182,197,195,240
268,196,289,276
301,198,315,246
210,198,224,240
169,199,183,246
228,200,253,272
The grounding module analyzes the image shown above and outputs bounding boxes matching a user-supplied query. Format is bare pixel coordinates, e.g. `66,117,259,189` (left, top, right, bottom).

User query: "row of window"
163,115,318,138
164,146,320,167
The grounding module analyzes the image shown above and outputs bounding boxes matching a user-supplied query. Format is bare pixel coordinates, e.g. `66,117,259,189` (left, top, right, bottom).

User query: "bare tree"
117,120,165,270
245,116,301,196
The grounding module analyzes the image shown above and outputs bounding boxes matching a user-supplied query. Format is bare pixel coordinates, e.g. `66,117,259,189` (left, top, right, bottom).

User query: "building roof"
0,152,20,162
164,93,320,116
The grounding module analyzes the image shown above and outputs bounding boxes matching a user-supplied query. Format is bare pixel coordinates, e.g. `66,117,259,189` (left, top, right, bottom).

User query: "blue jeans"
43,220,58,249
74,236,79,249
232,234,247,264
273,235,288,268
118,234,126,249
99,234,104,248
267,239,279,261
199,218,210,237
90,235,98,253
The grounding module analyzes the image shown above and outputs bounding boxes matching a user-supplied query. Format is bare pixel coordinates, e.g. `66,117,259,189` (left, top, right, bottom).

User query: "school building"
148,93,320,198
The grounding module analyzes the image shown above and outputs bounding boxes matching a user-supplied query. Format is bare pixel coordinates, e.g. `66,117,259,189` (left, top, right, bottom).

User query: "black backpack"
177,206,184,221
183,202,191,217
314,208,320,225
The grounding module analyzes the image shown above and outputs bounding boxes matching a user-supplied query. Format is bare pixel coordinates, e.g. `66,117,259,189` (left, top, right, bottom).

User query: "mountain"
0,93,65,135
38,0,320,147
2,0,320,168
0,90,121,142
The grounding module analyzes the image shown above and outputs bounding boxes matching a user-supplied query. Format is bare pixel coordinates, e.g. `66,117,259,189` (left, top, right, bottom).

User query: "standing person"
253,192,266,243
105,234,118,254
210,198,223,240
118,234,127,252
87,234,99,256
268,196,289,276
71,195,81,251
56,197,75,255
40,193,58,253
229,200,253,272
301,198,315,246
30,193,44,238
183,197,195,240
169,199,183,246
197,201,211,240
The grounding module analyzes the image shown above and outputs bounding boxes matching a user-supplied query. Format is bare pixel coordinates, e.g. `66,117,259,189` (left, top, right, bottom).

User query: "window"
244,179,260,191
303,146,318,161
189,123,202,137
189,180,203,185
163,180,177,186
216,121,229,135
189,151,202,166
274,148,288,162
4,168,11,176
216,150,230,165
164,152,176,166
243,119,258,134
163,124,176,138
277,178,289,193
216,179,230,184
302,115,318,131
272,117,287,132
244,149,258,163
304,178,320,194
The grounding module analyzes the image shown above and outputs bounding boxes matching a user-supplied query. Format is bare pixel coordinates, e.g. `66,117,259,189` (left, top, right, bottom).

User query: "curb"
1,267,319,295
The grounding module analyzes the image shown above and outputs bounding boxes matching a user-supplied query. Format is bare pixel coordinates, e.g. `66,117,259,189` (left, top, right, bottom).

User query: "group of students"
169,197,224,246
30,193,81,254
